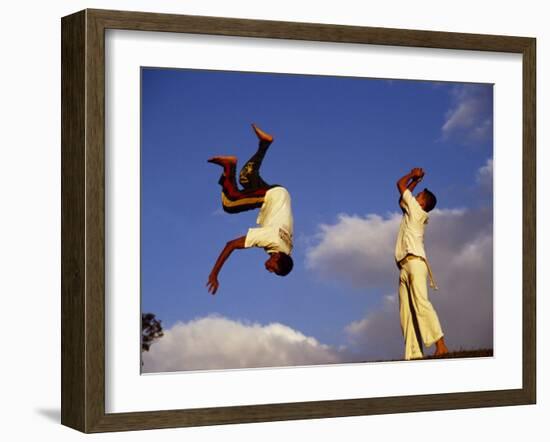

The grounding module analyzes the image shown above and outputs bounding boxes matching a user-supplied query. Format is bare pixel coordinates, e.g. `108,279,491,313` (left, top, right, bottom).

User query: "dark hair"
275,253,294,276
423,188,437,212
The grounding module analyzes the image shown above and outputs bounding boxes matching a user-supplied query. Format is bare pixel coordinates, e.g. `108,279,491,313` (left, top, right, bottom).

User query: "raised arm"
407,175,423,193
207,236,246,295
396,168,424,195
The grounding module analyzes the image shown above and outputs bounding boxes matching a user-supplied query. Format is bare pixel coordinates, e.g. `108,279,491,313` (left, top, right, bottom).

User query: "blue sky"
141,68,493,372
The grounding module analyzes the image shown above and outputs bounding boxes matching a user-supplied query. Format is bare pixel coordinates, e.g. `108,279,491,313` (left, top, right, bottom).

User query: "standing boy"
395,167,448,360
206,124,294,295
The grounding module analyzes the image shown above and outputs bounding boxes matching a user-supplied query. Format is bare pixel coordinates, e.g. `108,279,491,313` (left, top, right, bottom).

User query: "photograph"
139,67,494,373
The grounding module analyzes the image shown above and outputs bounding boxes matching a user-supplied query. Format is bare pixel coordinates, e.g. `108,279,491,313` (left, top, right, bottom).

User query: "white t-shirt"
244,186,293,255
394,189,429,262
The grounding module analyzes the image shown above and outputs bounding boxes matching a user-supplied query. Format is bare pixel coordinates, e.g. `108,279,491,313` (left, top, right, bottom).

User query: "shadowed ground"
420,348,493,360
369,348,494,363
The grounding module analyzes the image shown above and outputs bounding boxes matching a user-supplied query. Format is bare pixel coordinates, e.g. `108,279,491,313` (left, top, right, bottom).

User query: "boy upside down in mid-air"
206,124,294,295
395,167,449,359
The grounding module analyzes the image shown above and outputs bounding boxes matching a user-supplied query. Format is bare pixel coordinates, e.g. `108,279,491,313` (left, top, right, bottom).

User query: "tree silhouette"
142,313,164,352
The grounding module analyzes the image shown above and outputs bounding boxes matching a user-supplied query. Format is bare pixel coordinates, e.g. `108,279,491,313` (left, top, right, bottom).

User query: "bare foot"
251,123,274,143
433,337,449,357
207,155,237,167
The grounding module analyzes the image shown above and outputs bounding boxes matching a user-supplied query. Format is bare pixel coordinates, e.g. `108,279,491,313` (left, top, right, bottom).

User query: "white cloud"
345,294,404,361
306,207,491,288
441,84,493,142
306,205,493,358
142,315,342,373
306,213,402,289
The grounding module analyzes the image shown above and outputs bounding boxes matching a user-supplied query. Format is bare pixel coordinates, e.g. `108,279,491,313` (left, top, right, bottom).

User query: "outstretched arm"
396,168,424,195
207,236,246,295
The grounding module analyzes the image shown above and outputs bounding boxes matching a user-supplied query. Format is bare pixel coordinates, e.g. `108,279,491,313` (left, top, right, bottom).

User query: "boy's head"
416,188,437,212
265,252,294,276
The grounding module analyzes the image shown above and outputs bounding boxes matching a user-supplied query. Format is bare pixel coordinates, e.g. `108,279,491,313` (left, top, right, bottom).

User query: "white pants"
398,257,444,360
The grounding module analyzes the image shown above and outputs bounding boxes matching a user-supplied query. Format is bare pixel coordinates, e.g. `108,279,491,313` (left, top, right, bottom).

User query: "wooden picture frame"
61,8,536,433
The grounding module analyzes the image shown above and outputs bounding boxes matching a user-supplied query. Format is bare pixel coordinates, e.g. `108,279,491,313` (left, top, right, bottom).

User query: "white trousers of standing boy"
398,256,444,360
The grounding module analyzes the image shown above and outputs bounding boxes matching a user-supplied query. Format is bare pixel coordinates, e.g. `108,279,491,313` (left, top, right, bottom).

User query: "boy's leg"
208,156,268,213
398,268,424,360
407,259,445,351
239,124,273,191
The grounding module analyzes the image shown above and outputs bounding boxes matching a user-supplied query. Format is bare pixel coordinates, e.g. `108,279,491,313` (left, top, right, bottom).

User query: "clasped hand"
411,167,425,180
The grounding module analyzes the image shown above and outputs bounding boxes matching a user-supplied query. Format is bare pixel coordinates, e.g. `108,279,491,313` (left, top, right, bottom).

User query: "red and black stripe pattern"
217,166,272,214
